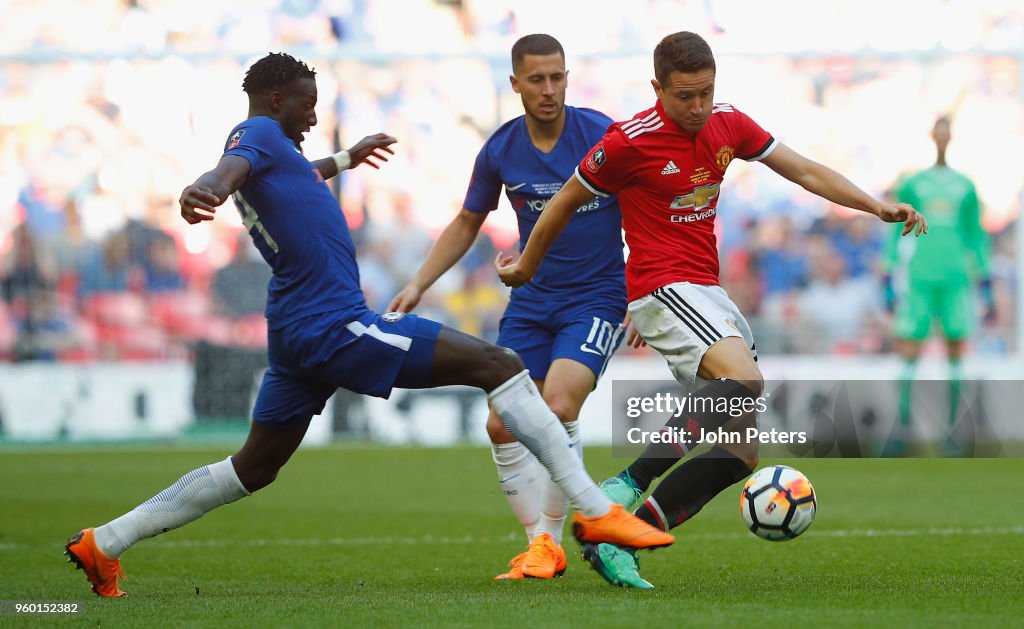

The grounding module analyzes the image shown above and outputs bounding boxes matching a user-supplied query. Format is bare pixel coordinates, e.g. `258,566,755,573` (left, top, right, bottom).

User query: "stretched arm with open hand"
312,133,397,180
762,144,928,236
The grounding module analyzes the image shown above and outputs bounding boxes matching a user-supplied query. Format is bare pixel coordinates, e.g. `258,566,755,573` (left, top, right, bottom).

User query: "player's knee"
741,374,764,397
230,456,280,493
248,470,279,492
485,412,515,443
724,371,763,397
542,392,578,424
701,356,763,396
896,339,922,360
485,345,526,385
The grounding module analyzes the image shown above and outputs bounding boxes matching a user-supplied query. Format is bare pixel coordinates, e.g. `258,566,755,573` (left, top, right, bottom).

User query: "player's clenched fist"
179,185,221,224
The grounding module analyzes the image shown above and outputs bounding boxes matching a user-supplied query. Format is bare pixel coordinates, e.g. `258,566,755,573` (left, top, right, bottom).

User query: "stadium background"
1,0,1022,446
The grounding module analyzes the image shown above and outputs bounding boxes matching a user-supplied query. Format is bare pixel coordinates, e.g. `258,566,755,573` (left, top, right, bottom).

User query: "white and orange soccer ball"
740,465,816,541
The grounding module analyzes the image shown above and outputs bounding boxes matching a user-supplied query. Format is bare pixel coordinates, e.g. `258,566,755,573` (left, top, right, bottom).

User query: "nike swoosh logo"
579,344,603,356
499,474,520,484
506,183,527,191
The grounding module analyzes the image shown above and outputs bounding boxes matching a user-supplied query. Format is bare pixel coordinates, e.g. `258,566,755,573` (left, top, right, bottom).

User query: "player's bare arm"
311,133,397,180
761,144,928,237
496,175,595,287
179,154,251,225
389,208,488,313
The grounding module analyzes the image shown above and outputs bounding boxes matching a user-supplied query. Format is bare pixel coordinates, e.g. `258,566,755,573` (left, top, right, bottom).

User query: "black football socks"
634,446,753,530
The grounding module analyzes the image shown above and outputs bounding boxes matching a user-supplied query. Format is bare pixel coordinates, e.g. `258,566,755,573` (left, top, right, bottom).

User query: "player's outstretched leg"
586,446,754,588
65,418,309,596
581,543,653,589
429,326,674,551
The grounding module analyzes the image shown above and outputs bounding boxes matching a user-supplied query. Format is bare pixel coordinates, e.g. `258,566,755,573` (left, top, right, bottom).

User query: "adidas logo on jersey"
661,161,680,175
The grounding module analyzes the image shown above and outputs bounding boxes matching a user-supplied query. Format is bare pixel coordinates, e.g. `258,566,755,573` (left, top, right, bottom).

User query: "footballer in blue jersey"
463,105,625,305
390,35,627,580
65,52,672,598
466,105,626,382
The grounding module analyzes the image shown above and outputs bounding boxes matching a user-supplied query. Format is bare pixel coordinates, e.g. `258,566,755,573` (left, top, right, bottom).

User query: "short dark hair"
511,34,564,73
934,115,952,129
653,32,716,84
242,52,316,94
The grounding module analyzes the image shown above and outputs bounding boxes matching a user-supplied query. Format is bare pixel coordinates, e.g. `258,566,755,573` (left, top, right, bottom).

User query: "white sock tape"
332,150,352,171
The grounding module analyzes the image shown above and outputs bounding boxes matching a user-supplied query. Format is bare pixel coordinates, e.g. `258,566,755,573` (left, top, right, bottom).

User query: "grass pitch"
2,445,1022,627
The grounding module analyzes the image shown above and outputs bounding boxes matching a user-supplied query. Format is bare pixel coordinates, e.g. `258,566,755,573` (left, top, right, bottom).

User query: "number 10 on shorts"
582,317,620,357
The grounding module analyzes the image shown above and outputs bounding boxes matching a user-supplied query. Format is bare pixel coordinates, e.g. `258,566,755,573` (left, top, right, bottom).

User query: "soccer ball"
740,465,816,541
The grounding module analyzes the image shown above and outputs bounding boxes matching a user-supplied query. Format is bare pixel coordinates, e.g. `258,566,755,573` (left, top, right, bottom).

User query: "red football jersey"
576,100,777,301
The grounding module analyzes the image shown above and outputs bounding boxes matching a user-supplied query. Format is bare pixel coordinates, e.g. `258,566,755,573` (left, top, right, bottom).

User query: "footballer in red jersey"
497,31,927,590
576,99,777,301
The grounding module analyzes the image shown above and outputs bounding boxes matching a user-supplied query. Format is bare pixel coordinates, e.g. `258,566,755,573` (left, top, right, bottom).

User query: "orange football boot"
65,529,127,597
571,504,675,549
494,551,528,580
521,533,567,579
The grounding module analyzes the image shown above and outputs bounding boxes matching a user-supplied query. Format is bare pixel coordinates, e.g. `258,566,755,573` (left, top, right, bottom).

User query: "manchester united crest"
715,145,735,170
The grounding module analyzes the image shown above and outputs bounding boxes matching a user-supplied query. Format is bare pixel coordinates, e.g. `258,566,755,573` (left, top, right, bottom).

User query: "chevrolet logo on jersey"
670,208,717,223
669,182,720,211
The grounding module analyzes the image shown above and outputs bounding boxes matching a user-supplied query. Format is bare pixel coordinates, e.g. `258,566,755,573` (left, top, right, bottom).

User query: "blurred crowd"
0,0,1020,362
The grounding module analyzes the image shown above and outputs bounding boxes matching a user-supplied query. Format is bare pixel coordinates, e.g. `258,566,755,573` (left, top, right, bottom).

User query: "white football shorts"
628,282,757,392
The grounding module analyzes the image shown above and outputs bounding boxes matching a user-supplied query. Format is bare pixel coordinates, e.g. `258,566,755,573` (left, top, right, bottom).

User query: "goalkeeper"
883,115,994,455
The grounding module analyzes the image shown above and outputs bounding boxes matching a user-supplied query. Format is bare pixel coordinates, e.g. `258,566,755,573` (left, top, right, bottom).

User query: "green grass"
2,446,1022,627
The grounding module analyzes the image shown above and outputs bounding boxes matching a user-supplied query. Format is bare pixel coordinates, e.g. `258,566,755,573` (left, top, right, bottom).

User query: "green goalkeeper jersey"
885,165,990,285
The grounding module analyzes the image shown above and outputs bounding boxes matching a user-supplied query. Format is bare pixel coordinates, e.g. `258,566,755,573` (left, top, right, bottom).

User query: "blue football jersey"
223,116,367,330
463,106,625,301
